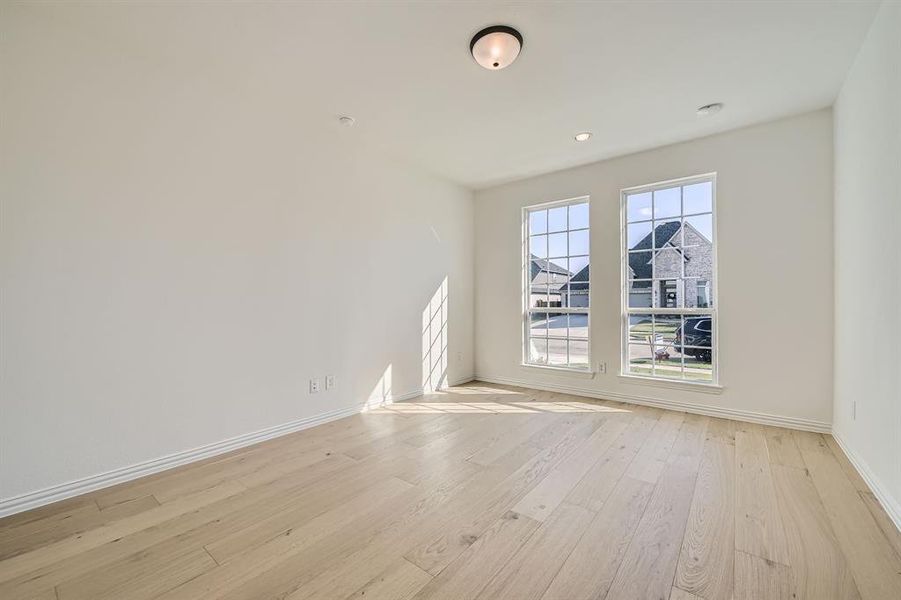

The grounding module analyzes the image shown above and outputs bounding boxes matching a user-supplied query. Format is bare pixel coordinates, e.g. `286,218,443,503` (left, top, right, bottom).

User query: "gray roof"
568,265,589,291
628,221,683,286
530,255,571,280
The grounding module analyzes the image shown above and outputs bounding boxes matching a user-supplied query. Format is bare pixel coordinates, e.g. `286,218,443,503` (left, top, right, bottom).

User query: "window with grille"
622,174,717,383
523,197,590,370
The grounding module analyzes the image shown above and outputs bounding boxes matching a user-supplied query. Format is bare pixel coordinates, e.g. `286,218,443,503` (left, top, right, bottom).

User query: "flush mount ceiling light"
696,103,724,117
574,132,592,142
470,25,522,70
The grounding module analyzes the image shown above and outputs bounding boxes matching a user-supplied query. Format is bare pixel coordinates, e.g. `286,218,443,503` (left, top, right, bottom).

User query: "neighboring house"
628,221,712,308
530,255,571,307
562,264,589,307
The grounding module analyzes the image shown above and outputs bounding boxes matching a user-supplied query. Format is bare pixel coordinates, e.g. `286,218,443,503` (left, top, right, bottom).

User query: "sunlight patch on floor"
370,400,630,415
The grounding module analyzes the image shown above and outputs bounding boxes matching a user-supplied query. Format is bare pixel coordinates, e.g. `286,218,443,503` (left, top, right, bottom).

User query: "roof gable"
628,221,681,280
568,264,590,291
530,255,571,278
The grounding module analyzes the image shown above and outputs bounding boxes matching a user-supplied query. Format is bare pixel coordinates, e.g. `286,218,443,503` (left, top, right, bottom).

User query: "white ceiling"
19,1,880,189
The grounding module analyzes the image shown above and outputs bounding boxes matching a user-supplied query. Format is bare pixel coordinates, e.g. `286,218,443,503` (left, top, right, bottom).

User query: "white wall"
475,110,834,429
833,0,901,527
0,7,474,505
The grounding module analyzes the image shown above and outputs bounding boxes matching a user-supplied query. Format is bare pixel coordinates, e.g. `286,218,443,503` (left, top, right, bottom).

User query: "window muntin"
622,175,716,383
524,198,590,370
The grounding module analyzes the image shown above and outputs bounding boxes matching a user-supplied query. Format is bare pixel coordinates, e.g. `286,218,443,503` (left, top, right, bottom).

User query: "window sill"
520,363,596,378
617,374,723,394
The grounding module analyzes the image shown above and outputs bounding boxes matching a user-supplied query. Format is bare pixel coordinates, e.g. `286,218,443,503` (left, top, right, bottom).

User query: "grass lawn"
628,353,713,381
628,321,679,342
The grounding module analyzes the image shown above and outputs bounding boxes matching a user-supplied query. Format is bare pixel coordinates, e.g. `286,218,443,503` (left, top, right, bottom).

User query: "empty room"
2,1,900,599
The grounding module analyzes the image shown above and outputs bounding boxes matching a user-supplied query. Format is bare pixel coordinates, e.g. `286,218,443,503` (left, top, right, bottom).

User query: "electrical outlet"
310,378,321,394
598,361,607,374
456,352,463,364
851,400,856,420
326,375,336,390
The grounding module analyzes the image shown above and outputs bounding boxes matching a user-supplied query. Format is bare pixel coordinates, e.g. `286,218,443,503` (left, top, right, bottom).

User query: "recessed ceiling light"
470,25,522,70
696,103,723,117
574,132,592,142
338,115,356,127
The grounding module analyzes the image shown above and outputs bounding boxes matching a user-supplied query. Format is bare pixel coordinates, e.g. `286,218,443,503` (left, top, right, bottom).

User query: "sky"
528,181,713,275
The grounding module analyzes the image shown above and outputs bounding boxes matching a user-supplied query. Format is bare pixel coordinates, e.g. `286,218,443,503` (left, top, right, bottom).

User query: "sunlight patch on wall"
422,277,448,393
364,364,393,411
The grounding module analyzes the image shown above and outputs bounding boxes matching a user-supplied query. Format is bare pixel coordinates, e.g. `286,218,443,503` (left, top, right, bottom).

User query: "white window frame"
620,173,719,386
522,195,591,373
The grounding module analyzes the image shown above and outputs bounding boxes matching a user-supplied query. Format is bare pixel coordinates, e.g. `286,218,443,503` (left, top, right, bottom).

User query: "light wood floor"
2,382,900,600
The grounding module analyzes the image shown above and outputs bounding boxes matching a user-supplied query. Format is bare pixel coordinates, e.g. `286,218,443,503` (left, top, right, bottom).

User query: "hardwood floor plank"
764,427,805,469
466,414,567,466
341,414,457,460
564,409,659,512
605,463,699,600
344,557,431,600
542,476,654,600
858,490,901,559
206,475,413,564
799,441,901,599
0,499,97,534
512,418,628,521
0,457,362,598
704,417,736,446
88,419,366,510
2,382,899,600
212,457,485,600
792,429,832,455
298,430,566,597
12,589,56,600
771,463,860,599
409,511,540,600
734,550,794,600
669,587,706,600
674,440,735,600
404,415,605,575
0,503,101,562
824,435,870,492
666,414,709,472
401,413,496,449
154,470,446,600
474,503,594,600
625,411,685,484
734,429,790,565
56,546,216,600
0,480,246,583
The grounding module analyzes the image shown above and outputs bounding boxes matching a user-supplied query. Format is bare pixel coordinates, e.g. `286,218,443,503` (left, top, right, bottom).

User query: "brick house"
628,221,712,308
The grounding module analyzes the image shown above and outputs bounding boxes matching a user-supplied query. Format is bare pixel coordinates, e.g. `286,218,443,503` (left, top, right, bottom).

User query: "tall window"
524,197,590,370
622,174,717,383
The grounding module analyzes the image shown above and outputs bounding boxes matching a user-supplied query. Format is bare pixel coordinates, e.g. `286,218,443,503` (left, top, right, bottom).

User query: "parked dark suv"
673,317,712,362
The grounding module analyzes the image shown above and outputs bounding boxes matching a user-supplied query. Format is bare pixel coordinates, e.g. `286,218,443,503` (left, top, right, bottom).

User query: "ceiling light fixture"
574,132,592,142
696,103,723,117
470,25,522,70
338,115,356,127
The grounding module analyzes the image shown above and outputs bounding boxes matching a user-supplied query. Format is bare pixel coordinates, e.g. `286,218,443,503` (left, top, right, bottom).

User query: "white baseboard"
0,391,415,519
446,374,475,387
384,388,424,403
474,374,832,433
830,431,901,533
